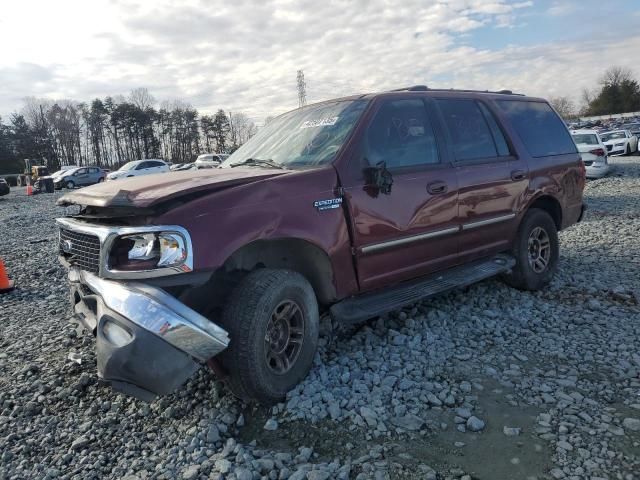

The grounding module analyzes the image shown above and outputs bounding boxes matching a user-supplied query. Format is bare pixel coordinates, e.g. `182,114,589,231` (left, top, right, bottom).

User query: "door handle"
510,170,526,181
427,181,448,195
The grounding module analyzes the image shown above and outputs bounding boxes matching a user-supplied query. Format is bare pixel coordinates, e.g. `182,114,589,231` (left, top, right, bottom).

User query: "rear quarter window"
496,100,576,158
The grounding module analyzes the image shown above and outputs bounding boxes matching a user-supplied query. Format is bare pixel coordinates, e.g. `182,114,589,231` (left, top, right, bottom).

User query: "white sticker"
300,117,339,129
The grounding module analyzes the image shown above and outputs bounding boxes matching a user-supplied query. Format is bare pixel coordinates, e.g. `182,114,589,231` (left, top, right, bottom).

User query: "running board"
330,254,515,325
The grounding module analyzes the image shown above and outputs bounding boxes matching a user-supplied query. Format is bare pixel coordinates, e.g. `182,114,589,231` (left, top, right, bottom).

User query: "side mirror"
363,161,393,196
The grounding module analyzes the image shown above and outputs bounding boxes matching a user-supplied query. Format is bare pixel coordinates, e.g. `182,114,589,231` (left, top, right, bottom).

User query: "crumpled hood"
57,168,290,208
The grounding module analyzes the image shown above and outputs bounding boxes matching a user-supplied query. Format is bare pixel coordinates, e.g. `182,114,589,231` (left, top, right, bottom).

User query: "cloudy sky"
1,0,639,122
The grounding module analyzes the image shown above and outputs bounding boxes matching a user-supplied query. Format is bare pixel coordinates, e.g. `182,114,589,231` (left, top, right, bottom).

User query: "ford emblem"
62,239,73,253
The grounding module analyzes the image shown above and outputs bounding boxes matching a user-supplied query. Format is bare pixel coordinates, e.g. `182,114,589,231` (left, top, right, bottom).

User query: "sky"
1,0,639,123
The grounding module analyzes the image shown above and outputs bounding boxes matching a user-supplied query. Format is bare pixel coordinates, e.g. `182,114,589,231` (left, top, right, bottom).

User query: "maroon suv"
57,86,585,404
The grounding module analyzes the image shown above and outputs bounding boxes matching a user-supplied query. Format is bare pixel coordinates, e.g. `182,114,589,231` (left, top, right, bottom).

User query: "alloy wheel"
528,226,551,273
264,300,305,375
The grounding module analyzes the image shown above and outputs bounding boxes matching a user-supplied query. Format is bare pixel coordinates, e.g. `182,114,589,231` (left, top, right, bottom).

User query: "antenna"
297,70,307,108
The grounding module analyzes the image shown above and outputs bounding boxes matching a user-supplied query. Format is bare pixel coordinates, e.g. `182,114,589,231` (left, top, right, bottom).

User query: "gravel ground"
1,157,639,480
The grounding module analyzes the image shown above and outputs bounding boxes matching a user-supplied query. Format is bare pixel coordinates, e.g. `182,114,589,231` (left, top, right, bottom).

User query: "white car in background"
600,130,637,156
194,153,229,169
571,130,611,179
106,159,170,180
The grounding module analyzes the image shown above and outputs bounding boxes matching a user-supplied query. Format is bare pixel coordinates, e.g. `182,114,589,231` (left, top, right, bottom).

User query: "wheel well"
528,196,562,230
220,239,336,305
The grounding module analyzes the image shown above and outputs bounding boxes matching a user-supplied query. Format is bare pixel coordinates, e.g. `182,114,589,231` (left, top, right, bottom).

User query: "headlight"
615,142,625,147
108,231,189,272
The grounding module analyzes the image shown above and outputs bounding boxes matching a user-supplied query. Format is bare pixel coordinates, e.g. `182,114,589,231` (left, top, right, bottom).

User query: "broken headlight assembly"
108,231,190,272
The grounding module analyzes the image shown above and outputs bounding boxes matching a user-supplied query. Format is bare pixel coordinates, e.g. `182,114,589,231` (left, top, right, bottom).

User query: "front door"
340,97,459,291
74,168,89,186
434,97,529,262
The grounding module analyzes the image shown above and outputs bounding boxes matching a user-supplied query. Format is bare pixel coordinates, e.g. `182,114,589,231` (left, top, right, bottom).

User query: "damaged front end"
57,216,229,401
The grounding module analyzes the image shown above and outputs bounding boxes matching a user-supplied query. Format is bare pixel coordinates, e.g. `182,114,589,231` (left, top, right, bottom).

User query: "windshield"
118,162,138,171
572,134,599,145
221,100,368,169
601,131,626,141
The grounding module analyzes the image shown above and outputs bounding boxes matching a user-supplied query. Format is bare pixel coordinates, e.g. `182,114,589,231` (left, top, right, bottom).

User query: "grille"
606,145,613,151
59,229,101,274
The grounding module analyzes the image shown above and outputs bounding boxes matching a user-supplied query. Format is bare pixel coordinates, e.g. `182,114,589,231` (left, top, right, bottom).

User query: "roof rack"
389,86,524,96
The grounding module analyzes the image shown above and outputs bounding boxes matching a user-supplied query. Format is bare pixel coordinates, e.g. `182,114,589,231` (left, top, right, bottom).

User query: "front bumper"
69,268,229,401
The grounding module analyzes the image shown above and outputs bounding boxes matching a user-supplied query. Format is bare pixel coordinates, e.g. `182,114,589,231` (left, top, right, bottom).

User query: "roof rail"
389,86,523,96
390,85,429,92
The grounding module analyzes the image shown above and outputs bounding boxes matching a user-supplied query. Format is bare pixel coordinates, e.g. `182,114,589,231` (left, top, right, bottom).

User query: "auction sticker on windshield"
300,117,339,129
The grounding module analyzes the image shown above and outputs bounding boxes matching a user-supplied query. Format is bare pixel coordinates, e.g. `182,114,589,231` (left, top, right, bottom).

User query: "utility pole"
297,70,307,108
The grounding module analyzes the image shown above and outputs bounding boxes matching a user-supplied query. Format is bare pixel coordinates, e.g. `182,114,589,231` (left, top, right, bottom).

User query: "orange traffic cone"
26,184,33,196
0,258,15,294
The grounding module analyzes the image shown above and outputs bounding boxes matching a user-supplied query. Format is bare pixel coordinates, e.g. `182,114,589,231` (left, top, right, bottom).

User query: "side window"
366,99,439,168
76,168,87,175
478,102,510,156
89,167,99,173
496,100,576,157
136,162,148,170
437,99,497,161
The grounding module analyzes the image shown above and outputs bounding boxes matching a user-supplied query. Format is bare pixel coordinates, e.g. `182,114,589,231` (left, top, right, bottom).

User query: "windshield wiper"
230,158,286,169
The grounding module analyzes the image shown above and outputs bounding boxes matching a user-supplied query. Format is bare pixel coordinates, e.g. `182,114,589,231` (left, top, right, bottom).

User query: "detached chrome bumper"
69,269,229,401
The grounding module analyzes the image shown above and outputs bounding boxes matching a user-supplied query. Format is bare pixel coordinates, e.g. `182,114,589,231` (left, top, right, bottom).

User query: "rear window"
571,134,599,145
496,101,576,157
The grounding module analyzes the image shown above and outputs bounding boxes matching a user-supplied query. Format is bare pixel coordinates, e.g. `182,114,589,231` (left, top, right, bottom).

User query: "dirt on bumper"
68,269,229,401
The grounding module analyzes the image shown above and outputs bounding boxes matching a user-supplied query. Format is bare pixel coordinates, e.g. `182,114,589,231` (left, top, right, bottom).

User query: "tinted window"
148,161,162,168
437,99,497,161
136,162,149,170
366,99,439,168
478,102,510,156
496,101,576,157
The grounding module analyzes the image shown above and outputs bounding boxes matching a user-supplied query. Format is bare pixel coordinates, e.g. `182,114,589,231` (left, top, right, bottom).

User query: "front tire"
66,180,75,189
218,269,319,404
502,209,559,291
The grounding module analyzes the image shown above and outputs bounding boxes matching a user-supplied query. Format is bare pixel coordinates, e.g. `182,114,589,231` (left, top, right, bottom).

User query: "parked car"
600,129,638,156
0,178,9,196
195,153,229,169
571,130,611,179
106,159,169,180
173,162,197,171
621,122,640,139
55,167,106,189
56,86,585,405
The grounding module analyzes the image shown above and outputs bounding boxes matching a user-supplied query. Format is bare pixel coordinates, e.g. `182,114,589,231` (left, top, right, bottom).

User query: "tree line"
0,88,257,174
550,66,640,119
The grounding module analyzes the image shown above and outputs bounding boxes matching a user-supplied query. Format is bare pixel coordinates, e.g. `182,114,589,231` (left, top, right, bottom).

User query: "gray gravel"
1,157,639,480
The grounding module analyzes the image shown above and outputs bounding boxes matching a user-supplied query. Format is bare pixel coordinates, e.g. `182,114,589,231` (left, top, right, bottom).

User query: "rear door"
340,96,459,291
434,97,529,262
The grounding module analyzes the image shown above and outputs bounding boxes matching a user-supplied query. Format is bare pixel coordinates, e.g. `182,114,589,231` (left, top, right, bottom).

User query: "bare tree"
600,66,634,87
549,96,575,119
129,88,156,110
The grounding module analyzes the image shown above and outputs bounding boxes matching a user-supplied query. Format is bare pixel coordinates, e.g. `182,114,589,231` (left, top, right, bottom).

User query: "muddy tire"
66,180,75,189
218,268,319,404
502,208,559,291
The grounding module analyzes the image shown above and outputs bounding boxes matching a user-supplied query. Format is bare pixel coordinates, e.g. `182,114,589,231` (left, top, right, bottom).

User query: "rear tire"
502,209,559,291
218,269,319,404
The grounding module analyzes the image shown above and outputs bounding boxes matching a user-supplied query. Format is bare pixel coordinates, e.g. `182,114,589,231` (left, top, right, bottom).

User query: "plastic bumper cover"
69,269,229,401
